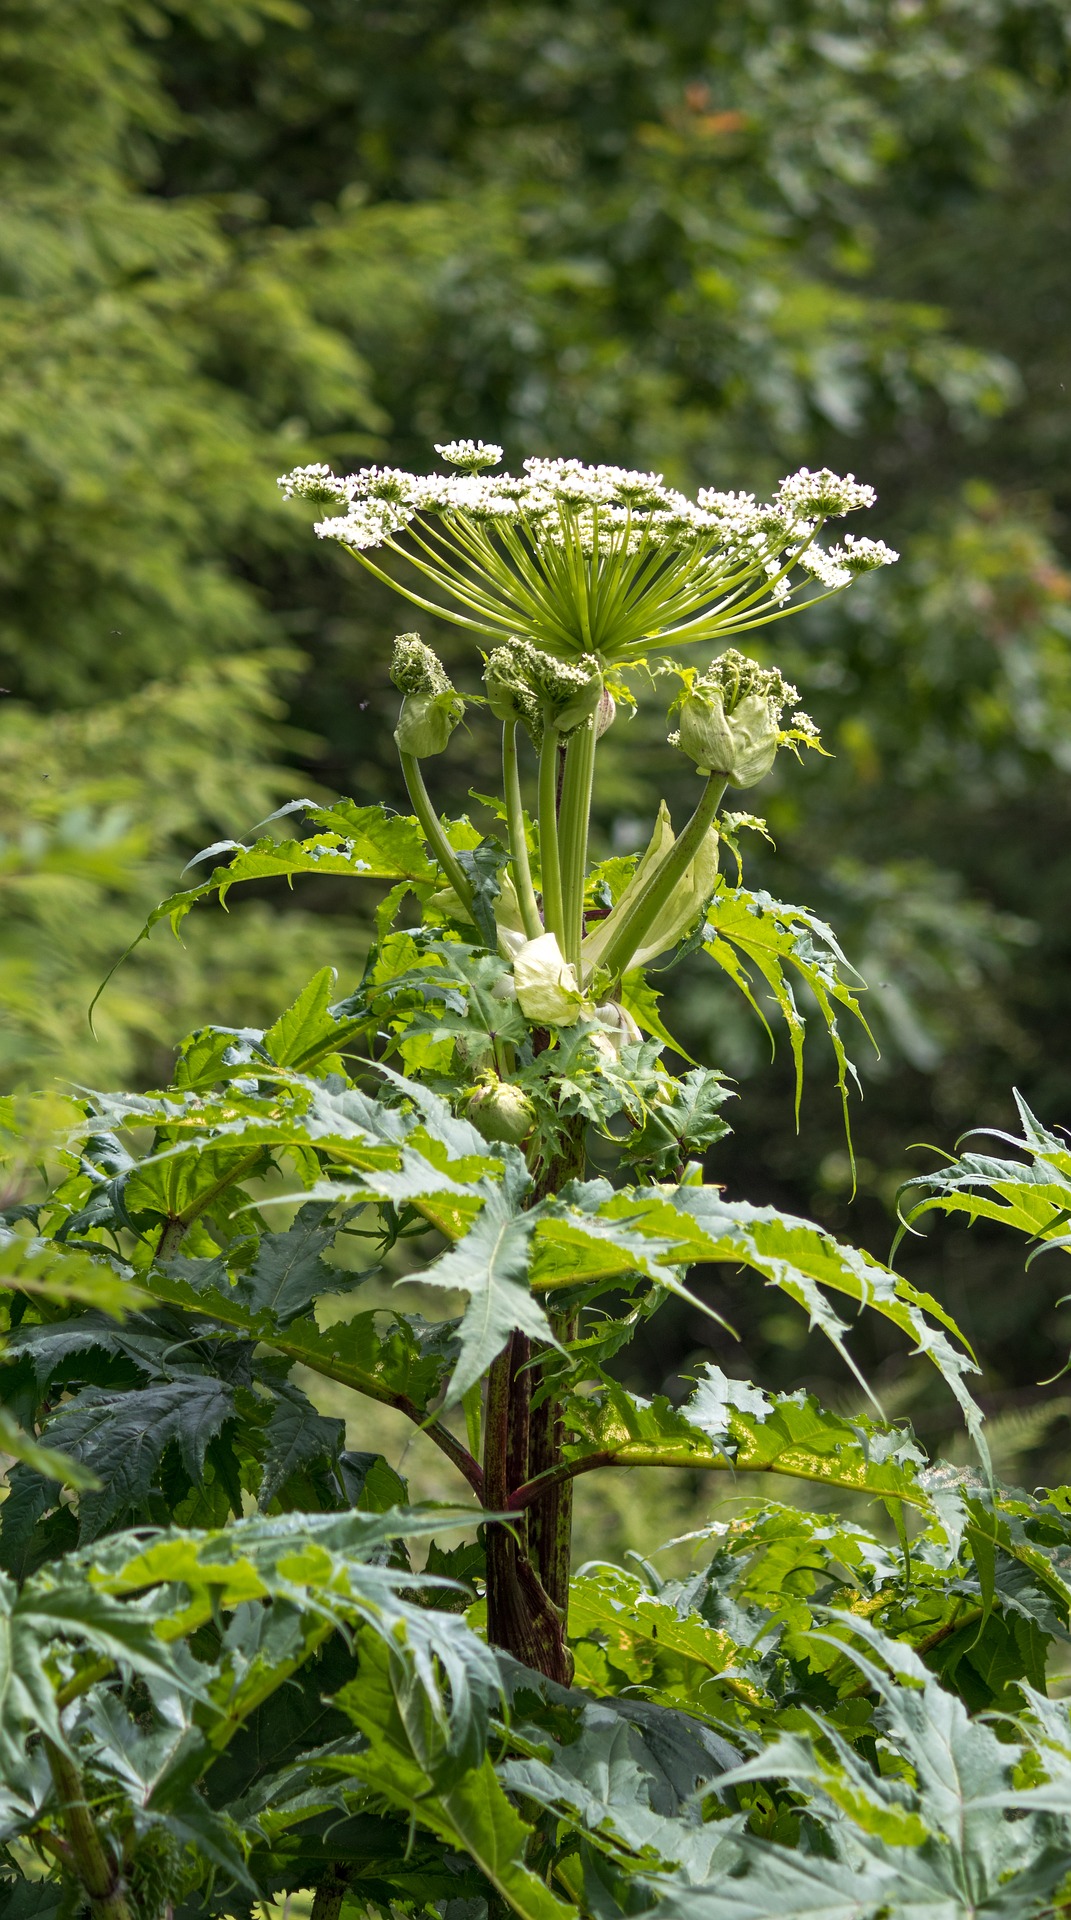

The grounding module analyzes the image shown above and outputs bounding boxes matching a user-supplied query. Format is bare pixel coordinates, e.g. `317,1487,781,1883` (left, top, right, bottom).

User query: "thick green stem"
597,773,727,984
502,722,543,940
557,721,597,971
398,750,475,909
536,723,565,946
45,1741,133,1920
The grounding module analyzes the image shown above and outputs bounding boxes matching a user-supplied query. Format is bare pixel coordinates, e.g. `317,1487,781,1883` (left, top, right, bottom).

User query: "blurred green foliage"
3,0,1071,1468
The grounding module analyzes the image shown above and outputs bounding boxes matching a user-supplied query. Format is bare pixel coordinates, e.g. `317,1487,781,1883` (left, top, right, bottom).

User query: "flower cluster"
485,641,603,745
280,448,897,660
435,438,504,470
390,633,451,695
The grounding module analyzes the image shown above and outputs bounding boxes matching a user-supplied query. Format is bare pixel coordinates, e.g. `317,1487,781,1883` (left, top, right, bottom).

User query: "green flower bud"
390,633,451,695
513,931,586,1027
484,641,602,741
394,687,464,758
485,646,543,741
671,649,798,788
465,1074,536,1146
524,646,603,733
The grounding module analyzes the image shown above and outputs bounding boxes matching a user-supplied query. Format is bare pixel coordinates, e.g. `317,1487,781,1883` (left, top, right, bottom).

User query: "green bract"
670,647,804,785
512,930,587,1026
394,686,465,758
391,633,465,757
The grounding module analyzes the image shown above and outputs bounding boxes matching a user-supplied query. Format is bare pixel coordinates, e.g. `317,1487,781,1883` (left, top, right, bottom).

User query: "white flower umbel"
280,450,897,663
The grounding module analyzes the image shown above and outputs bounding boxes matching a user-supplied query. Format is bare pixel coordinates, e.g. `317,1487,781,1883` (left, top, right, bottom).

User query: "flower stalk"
397,751,475,913
557,719,597,970
502,721,543,941
536,722,565,946
326,447,900,1679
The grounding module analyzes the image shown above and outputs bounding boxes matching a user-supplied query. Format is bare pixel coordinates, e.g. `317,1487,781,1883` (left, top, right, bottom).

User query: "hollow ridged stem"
557,721,597,972
502,722,543,940
536,723,565,946
45,1742,133,1920
311,1873,350,1920
597,774,727,984
398,750,474,909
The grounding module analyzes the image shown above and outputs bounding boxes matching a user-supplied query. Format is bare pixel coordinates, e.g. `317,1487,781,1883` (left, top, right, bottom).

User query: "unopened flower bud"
465,1074,536,1146
594,688,617,738
677,686,778,786
525,647,603,733
513,932,586,1027
485,641,602,740
485,646,542,740
390,633,463,756
593,1001,643,1053
671,649,798,789
390,633,450,695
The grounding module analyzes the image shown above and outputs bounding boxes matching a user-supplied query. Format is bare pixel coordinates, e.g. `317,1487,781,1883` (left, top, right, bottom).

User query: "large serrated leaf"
41,1378,238,1539
232,1203,354,1328
333,1636,575,1920
557,1371,927,1510
701,882,873,1140
420,1180,556,1404
671,1186,985,1458
258,1385,345,1508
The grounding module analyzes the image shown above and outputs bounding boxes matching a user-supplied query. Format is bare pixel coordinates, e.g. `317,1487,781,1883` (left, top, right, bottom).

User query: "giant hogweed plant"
5,448,1071,1920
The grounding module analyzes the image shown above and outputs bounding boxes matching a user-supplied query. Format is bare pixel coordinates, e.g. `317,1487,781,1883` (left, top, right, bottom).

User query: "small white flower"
278,463,351,505
797,546,853,590
775,467,877,518
315,500,412,548
825,533,900,573
435,438,504,470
